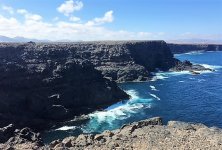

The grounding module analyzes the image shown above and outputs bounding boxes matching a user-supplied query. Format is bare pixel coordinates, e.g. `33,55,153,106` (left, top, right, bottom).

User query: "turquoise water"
43,51,222,142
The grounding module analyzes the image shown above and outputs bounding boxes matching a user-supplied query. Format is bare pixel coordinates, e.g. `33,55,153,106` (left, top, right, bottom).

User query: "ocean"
43,51,222,142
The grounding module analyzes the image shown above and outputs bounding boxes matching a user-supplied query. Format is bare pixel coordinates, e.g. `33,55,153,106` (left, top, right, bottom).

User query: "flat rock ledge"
1,117,222,150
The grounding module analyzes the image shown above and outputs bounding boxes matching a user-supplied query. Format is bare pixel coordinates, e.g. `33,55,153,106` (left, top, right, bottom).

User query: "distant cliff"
71,41,176,82
168,43,222,54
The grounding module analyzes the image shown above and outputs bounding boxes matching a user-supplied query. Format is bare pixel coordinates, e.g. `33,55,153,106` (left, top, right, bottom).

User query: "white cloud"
53,17,59,21
69,16,80,22
0,5,168,41
17,9,42,21
57,0,83,16
180,32,222,39
17,9,28,14
2,5,14,14
86,11,114,26
94,11,114,24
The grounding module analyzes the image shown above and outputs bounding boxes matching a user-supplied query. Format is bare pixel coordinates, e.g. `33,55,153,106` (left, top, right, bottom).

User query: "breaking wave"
82,89,153,133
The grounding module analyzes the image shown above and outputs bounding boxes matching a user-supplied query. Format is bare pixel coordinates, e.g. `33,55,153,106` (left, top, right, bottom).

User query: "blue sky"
0,0,221,42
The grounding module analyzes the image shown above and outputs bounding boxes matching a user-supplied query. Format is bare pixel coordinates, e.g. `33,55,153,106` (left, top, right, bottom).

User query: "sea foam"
83,89,153,133
55,126,76,131
149,93,161,100
150,85,158,91
200,64,222,70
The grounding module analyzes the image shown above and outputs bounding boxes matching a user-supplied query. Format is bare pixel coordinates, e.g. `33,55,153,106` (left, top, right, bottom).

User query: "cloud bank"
1,0,219,42
0,0,163,41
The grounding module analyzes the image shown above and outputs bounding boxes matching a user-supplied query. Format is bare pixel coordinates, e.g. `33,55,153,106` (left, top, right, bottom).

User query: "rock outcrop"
171,60,213,74
1,117,222,150
168,43,222,54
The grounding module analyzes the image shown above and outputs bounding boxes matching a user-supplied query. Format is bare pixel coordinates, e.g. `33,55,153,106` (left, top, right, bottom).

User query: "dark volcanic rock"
170,60,213,73
75,41,176,82
0,41,210,130
0,125,43,150
0,42,129,130
0,124,15,143
168,43,222,54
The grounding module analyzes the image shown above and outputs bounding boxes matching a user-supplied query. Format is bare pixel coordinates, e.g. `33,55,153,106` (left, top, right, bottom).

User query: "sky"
0,0,222,41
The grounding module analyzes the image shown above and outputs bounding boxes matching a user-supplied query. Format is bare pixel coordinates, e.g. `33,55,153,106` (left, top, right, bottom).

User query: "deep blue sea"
43,51,222,142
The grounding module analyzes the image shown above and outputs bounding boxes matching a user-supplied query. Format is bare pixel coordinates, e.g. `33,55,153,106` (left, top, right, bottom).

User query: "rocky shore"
0,41,213,129
1,117,222,150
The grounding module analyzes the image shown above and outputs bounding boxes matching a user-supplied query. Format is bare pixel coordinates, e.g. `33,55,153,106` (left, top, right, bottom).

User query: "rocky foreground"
1,117,222,150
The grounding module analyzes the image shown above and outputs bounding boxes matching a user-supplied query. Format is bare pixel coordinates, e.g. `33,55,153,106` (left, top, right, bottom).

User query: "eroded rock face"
73,41,176,82
0,42,129,130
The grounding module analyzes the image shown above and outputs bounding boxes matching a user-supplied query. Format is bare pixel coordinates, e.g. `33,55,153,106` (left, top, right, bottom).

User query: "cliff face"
72,41,175,82
0,43,129,130
168,43,222,54
0,41,187,130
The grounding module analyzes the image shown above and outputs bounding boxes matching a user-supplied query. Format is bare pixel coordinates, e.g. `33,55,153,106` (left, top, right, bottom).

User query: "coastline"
0,41,221,149
1,117,222,149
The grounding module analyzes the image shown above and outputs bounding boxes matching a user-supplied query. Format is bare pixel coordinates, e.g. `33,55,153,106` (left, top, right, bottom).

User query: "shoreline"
1,117,222,149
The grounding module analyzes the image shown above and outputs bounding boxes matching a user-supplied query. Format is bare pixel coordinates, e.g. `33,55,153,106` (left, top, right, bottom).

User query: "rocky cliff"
0,41,210,130
1,117,222,150
74,41,176,82
168,43,222,54
0,42,129,130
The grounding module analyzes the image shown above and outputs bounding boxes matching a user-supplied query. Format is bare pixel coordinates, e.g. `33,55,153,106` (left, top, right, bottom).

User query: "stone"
94,135,104,141
0,124,15,143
